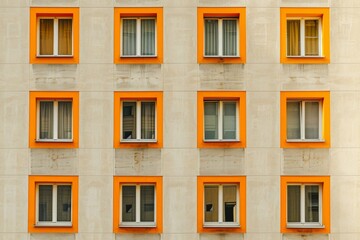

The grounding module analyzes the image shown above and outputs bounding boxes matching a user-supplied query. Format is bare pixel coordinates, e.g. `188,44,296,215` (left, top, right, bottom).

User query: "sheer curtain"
287,185,301,222
204,186,218,222
57,185,71,222
141,19,155,56
122,19,137,56
58,101,72,140
305,102,320,139
204,19,218,56
40,102,54,139
141,102,155,139
39,185,53,221
58,19,72,55
305,185,319,222
122,186,136,222
287,20,300,56
40,19,54,55
223,102,236,140
140,186,155,222
204,102,218,140
287,101,301,139
223,20,237,56
305,20,319,56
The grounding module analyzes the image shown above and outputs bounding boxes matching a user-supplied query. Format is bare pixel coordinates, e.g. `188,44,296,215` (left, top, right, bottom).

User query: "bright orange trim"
29,91,79,148
114,91,163,148
197,176,246,233
280,91,330,148
28,176,79,233
280,176,330,234
197,7,246,64
113,176,163,234
197,91,246,148
114,8,163,64
280,8,330,64
30,7,79,64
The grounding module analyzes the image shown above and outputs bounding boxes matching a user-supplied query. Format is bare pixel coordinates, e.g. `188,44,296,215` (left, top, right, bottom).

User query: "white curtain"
305,20,319,56
305,102,319,139
223,102,236,140
287,20,300,56
39,185,53,221
204,19,218,56
204,186,218,222
141,19,155,56
58,101,72,140
287,185,301,222
141,102,155,139
40,102,54,139
223,20,237,56
122,186,136,222
204,102,218,140
287,102,301,139
122,19,137,56
40,19,54,55
58,19,72,55
122,102,136,139
305,185,319,222
57,185,71,222
140,186,155,222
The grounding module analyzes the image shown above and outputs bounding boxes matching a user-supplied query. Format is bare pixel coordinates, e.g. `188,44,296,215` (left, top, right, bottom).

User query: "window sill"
121,55,157,58
37,55,74,58
204,55,240,58
35,222,72,227
36,139,73,143
286,56,324,58
121,139,157,143
287,223,324,229
203,223,240,228
204,139,240,142
119,223,156,228
286,139,325,143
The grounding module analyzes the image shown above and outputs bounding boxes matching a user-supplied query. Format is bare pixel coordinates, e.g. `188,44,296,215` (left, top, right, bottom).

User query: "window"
280,91,330,148
113,176,163,234
29,92,79,148
30,8,79,64
197,7,246,64
281,176,330,233
114,8,163,64
197,91,246,148
114,92,163,148
28,176,78,233
280,8,330,64
197,176,246,233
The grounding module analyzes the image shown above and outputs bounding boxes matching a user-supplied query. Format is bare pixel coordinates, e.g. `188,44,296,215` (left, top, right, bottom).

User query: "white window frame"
37,17,74,57
203,18,239,58
203,184,240,228
286,100,323,142
120,100,157,143
36,100,73,142
286,183,323,229
35,183,72,227
204,100,239,142
120,184,156,227
286,17,322,57
120,17,157,57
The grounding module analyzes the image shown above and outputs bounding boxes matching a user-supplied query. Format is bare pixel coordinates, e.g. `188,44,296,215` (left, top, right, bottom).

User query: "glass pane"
287,101,301,139
223,102,237,140
287,20,300,56
122,102,136,139
58,19,72,55
223,185,237,222
287,185,301,223
39,101,54,139
122,186,136,222
58,101,72,139
38,185,53,222
141,102,156,139
204,186,218,222
141,19,155,56
204,19,218,56
223,20,237,56
305,20,319,56
305,102,320,139
140,185,155,222
204,102,218,140
57,185,72,222
122,19,137,56
305,185,319,223
39,19,54,55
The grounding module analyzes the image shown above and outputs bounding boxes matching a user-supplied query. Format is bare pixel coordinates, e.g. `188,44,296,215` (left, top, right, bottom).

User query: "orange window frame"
114,7,163,64
280,176,330,234
28,176,79,233
197,91,246,148
197,176,246,233
113,176,163,234
280,8,330,64
30,7,79,64
29,91,79,149
280,91,330,148
114,91,163,148
197,7,246,64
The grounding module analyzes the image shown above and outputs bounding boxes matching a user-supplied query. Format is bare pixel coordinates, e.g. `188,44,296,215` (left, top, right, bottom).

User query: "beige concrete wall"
0,0,359,240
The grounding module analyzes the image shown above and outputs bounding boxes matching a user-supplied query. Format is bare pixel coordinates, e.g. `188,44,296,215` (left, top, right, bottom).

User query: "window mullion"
300,185,305,224
301,101,305,140
300,19,305,56
219,101,223,140
54,101,58,140
218,185,223,223
53,185,57,223
136,185,141,223
136,101,141,140
136,19,141,56
218,19,223,56
54,18,59,56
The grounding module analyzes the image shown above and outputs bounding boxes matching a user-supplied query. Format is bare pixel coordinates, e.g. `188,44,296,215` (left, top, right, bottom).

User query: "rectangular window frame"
280,91,330,148
281,176,330,234
28,176,78,233
197,91,246,148
197,176,246,233
113,176,163,234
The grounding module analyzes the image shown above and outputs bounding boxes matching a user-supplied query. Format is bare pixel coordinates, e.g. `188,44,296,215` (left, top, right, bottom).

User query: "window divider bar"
136,19,141,56
52,185,57,223
53,101,58,140
219,101,223,140
218,185,223,223
54,18,59,56
135,185,141,223
300,101,305,140
218,19,223,57
300,185,305,224
136,101,141,140
300,19,305,57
